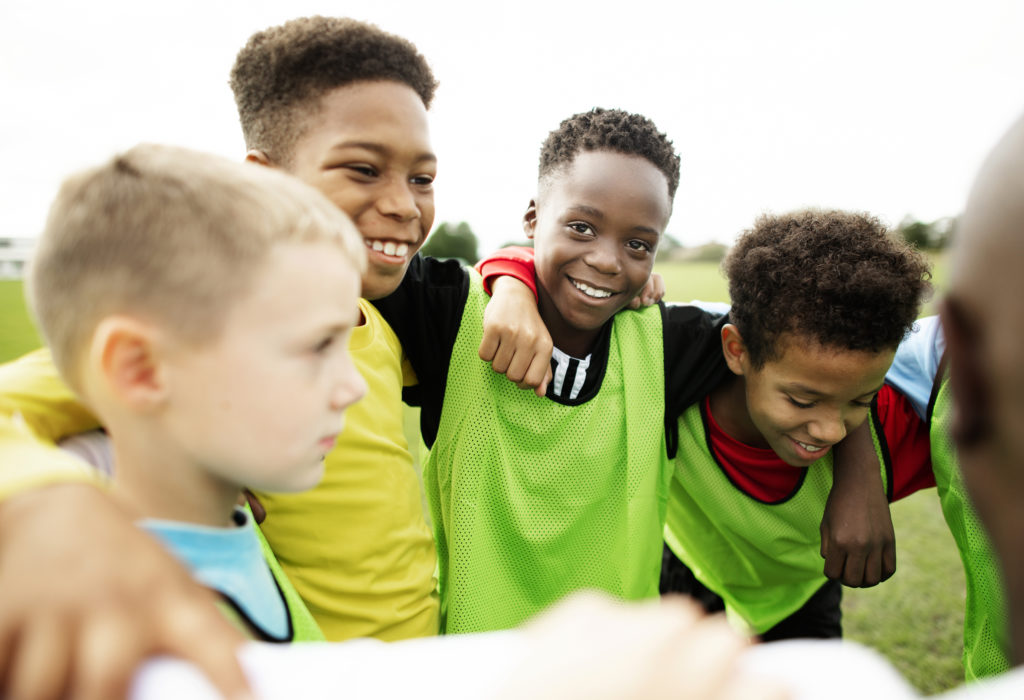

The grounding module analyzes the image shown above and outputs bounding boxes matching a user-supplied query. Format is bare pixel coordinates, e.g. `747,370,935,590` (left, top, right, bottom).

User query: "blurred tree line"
421,214,956,266
896,215,957,251
421,221,480,264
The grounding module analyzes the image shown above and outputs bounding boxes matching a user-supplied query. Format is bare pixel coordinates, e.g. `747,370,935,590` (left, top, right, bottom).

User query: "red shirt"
707,384,935,502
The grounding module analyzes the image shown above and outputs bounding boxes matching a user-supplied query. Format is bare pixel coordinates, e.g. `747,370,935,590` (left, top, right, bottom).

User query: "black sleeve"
662,304,731,458
370,254,470,447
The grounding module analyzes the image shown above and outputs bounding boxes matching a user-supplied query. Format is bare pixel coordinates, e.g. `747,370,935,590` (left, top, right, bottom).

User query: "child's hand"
480,276,553,397
505,592,788,700
628,272,666,309
0,482,250,700
820,421,897,587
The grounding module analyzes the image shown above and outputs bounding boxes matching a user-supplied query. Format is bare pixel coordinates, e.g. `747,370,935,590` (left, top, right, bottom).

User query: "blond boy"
27,143,367,642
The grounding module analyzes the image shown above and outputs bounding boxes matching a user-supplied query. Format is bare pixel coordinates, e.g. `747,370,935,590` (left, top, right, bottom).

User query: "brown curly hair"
229,16,438,166
538,108,680,199
725,209,932,367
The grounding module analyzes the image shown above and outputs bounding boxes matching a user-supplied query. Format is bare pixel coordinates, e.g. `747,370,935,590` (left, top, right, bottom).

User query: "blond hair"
28,143,366,389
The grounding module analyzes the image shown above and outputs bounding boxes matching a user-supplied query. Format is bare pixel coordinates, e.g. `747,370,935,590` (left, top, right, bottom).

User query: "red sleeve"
474,246,537,299
876,384,936,501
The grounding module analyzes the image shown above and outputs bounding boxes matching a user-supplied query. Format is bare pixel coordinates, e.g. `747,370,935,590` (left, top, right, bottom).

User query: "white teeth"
572,280,612,298
798,441,823,452
365,240,409,258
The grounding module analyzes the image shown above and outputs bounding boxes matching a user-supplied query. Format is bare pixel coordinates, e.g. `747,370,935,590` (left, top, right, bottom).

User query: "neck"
536,285,600,359
110,427,241,528
708,375,769,448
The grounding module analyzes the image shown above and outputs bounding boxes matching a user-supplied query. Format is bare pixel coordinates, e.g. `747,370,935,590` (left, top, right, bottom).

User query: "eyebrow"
567,205,661,237
785,381,885,399
328,141,437,164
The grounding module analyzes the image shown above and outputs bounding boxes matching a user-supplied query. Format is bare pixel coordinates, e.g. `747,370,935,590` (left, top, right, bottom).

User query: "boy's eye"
787,396,815,409
411,174,435,186
313,336,335,354
342,164,378,178
568,222,594,235
852,397,875,409
627,239,653,253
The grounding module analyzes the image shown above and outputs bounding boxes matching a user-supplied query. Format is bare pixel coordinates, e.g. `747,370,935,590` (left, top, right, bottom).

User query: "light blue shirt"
886,315,945,420
140,507,289,640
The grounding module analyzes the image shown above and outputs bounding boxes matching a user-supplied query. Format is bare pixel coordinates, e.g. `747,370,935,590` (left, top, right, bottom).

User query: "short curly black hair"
538,108,680,199
725,209,932,368
229,16,438,166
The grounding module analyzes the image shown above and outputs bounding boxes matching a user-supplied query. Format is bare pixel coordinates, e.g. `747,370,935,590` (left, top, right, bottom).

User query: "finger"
881,542,897,582
73,609,149,700
821,551,845,582
627,295,642,310
157,593,250,700
505,351,531,385
7,613,72,700
860,548,883,588
535,365,553,398
651,274,666,302
521,353,551,392
819,523,830,560
489,341,514,375
842,549,868,588
478,332,500,363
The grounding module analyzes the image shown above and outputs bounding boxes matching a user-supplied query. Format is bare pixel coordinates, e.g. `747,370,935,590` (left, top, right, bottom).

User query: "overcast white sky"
3,0,1023,252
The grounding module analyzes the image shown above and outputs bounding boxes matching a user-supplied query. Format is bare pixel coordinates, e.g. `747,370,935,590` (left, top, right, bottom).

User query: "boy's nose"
331,363,368,412
378,180,420,222
806,413,847,446
583,240,621,274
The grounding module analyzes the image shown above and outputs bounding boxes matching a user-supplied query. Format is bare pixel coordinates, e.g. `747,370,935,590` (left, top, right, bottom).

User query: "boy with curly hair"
660,209,936,640
374,107,733,633
0,15,548,658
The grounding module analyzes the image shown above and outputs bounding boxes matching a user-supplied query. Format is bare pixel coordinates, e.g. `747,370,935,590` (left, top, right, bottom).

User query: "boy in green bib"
26,144,368,643
374,107,729,633
661,209,935,640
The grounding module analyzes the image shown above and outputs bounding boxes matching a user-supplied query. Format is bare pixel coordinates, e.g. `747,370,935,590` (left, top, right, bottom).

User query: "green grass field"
0,257,966,693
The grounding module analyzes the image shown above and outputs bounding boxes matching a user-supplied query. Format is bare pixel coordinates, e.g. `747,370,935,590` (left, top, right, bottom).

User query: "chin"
270,462,326,493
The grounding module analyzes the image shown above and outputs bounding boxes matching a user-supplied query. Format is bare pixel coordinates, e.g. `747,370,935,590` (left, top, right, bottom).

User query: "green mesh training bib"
664,402,890,634
930,376,1010,680
253,514,325,642
425,271,669,634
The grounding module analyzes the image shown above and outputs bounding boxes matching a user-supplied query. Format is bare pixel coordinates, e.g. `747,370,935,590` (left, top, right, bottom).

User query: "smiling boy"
0,16,553,646
661,209,936,639
374,108,729,632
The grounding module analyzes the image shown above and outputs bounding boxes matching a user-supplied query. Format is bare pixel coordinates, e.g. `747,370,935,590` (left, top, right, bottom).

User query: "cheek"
417,194,436,232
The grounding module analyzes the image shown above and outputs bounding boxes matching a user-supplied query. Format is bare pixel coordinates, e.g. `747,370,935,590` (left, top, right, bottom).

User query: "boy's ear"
721,324,748,376
523,199,538,240
245,150,274,169
90,316,170,411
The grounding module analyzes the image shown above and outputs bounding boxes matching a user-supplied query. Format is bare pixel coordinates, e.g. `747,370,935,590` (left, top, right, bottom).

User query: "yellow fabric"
253,300,439,641
0,309,440,642
0,348,101,501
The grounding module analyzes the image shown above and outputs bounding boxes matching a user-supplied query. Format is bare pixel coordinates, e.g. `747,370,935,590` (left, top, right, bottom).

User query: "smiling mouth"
570,278,616,299
365,239,410,259
793,439,827,453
